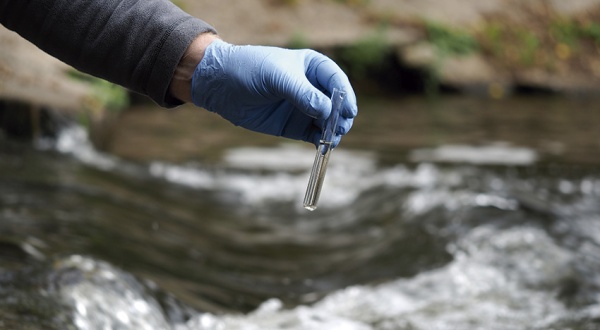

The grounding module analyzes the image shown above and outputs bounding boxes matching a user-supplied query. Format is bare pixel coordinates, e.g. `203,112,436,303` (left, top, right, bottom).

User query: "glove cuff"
191,39,230,111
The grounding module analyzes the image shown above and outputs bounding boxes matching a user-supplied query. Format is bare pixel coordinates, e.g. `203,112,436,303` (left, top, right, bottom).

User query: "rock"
515,68,600,95
3,0,600,113
399,42,437,68
440,55,498,85
399,42,511,95
549,0,600,15
0,27,92,114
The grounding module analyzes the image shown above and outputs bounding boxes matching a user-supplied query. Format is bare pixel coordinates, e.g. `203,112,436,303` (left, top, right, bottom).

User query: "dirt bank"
1,0,600,120
185,0,600,95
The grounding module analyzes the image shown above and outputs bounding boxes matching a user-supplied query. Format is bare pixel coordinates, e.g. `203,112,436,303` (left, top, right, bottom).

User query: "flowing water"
1,95,600,329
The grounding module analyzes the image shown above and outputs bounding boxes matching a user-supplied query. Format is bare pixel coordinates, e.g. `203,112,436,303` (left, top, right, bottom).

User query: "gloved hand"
191,40,357,147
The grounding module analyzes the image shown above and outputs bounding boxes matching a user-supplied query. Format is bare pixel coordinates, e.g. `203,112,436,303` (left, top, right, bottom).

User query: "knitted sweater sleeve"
0,0,217,107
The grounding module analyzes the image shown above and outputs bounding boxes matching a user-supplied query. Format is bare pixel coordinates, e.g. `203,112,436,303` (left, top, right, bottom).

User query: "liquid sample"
303,88,346,211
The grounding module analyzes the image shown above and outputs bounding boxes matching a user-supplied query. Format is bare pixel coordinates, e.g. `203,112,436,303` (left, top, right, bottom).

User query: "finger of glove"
267,58,333,121
332,134,342,148
311,59,356,139
336,116,354,136
307,126,323,147
279,102,319,141
309,56,358,120
306,125,341,148
293,85,332,122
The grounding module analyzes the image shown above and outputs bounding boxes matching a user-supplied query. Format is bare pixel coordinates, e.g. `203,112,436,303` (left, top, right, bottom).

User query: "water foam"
148,144,381,209
178,226,577,330
55,255,171,330
409,144,538,165
50,125,120,170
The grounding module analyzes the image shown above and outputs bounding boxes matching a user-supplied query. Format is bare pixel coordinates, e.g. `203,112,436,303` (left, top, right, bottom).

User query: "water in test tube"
303,88,346,211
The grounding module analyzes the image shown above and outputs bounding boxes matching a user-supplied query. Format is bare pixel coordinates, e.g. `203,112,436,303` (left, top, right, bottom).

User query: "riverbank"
185,0,600,96
1,0,600,138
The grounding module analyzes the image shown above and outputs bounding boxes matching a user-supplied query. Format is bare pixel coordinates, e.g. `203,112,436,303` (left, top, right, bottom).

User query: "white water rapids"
25,125,600,329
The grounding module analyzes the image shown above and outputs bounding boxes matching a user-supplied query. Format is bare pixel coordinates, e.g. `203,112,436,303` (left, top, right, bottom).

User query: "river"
1,95,600,329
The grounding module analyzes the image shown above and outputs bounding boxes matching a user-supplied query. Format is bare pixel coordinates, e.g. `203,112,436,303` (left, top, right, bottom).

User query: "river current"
1,96,600,329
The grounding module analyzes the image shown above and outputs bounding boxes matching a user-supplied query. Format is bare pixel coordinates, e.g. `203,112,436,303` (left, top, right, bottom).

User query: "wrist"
169,33,220,103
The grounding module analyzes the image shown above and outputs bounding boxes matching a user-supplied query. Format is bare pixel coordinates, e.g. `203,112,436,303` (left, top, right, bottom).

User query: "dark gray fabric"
0,0,216,106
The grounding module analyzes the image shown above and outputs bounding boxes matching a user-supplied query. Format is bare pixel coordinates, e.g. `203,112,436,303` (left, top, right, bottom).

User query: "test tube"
303,88,346,211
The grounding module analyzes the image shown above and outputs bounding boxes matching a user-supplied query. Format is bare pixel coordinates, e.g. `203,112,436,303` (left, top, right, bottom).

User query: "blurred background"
1,0,600,329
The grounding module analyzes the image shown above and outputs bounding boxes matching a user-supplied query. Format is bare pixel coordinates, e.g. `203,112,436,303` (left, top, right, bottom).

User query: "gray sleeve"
0,0,217,107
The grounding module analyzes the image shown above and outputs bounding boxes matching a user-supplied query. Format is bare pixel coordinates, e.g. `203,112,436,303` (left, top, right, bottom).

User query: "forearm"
0,0,216,107
168,33,220,104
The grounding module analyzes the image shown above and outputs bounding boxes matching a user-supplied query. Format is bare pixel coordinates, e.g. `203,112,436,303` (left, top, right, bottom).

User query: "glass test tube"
303,88,346,211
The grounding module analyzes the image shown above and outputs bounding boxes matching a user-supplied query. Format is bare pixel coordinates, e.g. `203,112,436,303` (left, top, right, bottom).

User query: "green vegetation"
478,24,546,67
169,0,187,10
88,79,129,113
286,31,310,49
269,0,369,6
549,17,600,47
425,22,478,56
580,22,600,45
476,15,600,71
275,0,301,5
421,22,478,98
68,70,129,115
481,22,504,56
550,18,580,47
518,30,541,66
338,31,391,78
332,0,370,6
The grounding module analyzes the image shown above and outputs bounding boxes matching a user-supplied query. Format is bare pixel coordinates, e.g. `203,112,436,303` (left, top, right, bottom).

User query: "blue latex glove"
191,40,357,147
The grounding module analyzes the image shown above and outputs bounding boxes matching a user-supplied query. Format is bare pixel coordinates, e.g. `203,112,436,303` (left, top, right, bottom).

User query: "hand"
190,39,357,147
